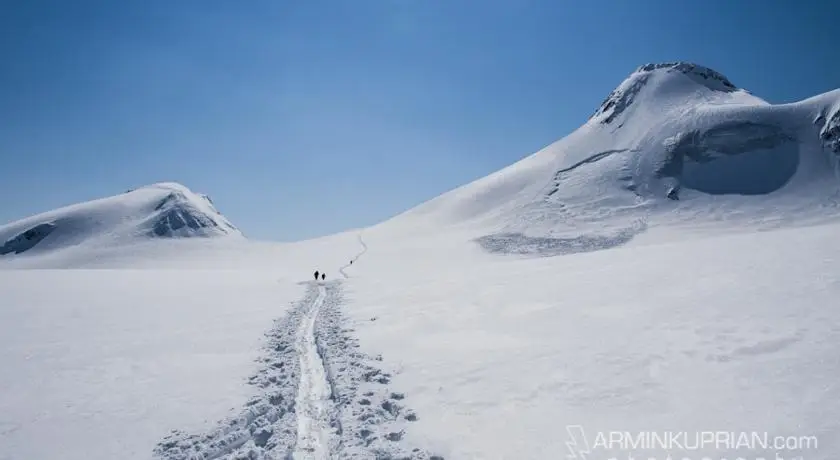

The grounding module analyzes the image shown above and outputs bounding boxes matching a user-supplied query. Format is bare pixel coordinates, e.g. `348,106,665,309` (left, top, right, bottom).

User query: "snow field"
0,270,303,460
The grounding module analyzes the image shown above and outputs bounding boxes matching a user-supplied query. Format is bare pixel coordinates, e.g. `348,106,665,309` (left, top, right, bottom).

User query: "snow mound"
379,62,840,255
0,182,240,257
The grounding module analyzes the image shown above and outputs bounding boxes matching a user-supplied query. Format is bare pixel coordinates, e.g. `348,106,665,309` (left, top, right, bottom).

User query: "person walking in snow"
314,270,319,281
321,273,326,280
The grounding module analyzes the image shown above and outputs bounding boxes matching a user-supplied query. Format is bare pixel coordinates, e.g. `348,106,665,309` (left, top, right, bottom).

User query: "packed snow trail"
154,278,441,460
292,284,334,459
339,234,368,278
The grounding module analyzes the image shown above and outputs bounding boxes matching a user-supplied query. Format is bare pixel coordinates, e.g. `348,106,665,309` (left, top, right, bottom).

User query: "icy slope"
0,182,240,257
383,62,840,245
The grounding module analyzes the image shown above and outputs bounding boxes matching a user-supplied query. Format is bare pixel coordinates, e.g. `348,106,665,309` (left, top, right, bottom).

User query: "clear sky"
1,0,837,241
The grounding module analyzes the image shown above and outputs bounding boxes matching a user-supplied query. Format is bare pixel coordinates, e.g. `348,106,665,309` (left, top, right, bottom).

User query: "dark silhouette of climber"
314,270,319,281
321,273,326,280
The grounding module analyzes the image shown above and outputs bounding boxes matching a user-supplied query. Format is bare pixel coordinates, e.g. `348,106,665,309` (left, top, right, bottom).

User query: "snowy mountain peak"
635,62,738,91
0,182,241,257
383,62,840,254
591,61,741,125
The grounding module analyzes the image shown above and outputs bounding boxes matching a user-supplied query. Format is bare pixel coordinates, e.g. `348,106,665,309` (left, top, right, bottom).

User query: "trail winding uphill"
339,234,368,279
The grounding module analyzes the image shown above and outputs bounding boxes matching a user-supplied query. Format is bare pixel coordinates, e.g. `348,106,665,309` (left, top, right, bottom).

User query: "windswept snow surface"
4,62,840,460
344,221,840,459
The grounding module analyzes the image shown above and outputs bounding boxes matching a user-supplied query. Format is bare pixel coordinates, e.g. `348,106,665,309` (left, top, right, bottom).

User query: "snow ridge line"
339,233,368,279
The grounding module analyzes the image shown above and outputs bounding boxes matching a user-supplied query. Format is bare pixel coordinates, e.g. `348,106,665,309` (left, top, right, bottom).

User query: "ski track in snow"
154,238,441,460
293,284,335,459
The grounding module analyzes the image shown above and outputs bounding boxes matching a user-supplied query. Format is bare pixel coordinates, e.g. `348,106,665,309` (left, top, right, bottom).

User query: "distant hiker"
350,260,353,265
314,270,319,281
321,273,326,280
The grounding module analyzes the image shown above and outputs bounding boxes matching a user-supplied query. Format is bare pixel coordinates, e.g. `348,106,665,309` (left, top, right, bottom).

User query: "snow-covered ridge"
0,182,240,257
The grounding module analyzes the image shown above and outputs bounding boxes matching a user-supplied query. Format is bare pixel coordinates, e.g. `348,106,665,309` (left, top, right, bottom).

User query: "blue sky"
1,0,837,241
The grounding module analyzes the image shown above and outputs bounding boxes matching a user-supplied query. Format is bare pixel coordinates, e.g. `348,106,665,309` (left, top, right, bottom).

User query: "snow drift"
0,182,240,257
381,62,840,254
